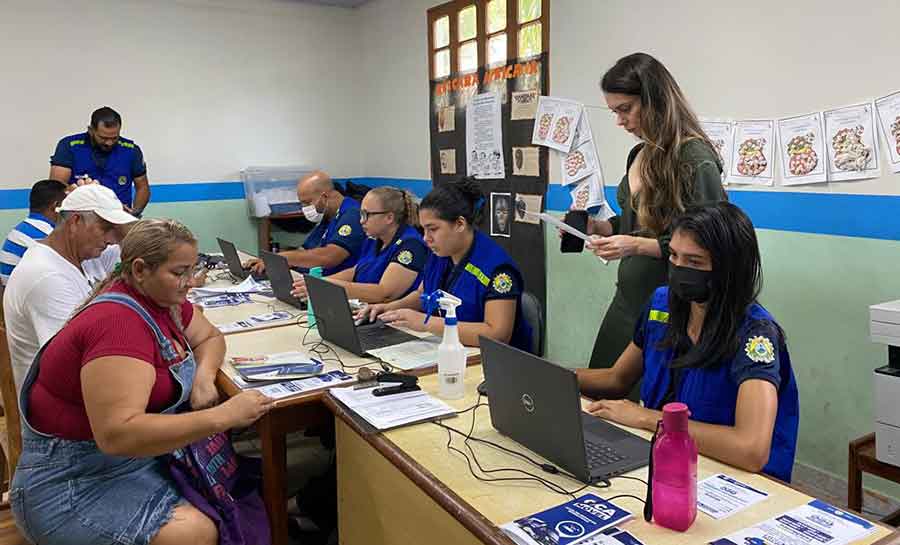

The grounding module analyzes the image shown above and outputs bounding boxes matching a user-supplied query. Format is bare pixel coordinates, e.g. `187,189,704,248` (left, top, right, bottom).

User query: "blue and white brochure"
502,494,633,545
711,499,875,545
698,474,769,519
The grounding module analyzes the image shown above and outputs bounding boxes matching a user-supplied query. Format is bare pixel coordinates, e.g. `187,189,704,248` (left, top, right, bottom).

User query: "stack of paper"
215,311,294,334
367,337,479,371
329,386,456,431
192,276,271,296
253,370,355,401
502,494,633,545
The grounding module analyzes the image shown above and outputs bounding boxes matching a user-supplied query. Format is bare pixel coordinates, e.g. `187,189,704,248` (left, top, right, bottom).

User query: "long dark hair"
419,176,484,227
601,52,720,236
663,202,781,369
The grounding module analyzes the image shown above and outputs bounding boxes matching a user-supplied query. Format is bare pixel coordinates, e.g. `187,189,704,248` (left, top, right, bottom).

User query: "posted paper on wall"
562,139,602,185
511,90,539,120
777,112,827,185
466,92,505,179
701,120,734,184
439,149,457,174
875,90,900,173
514,194,543,224
710,500,875,545
570,173,605,211
824,103,881,181
512,146,540,176
728,120,775,185
532,96,582,152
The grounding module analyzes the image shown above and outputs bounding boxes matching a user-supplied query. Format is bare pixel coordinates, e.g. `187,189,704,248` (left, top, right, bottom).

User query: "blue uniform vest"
639,287,799,482
302,197,362,276
422,231,533,353
62,133,141,206
353,225,425,297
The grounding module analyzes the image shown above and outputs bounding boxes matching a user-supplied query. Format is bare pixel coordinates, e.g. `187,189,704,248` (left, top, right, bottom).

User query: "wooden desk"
850,433,900,526
330,367,897,545
217,324,377,545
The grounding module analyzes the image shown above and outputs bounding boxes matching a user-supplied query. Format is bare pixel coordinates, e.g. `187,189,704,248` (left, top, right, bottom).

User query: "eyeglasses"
176,265,206,287
360,210,390,222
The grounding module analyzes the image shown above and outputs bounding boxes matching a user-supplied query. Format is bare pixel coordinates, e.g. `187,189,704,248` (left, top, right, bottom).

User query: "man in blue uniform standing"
248,171,365,276
49,107,150,216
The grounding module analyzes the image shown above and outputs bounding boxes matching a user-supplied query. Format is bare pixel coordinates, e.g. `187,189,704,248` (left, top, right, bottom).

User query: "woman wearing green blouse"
585,52,727,378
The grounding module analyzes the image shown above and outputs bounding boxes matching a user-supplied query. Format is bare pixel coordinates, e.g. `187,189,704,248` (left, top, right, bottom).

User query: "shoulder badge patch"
492,272,513,294
338,225,352,236
395,239,403,246
745,336,775,364
118,175,127,186
397,250,413,265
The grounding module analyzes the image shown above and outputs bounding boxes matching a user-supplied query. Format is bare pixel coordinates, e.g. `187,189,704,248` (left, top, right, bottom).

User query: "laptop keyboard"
585,440,626,469
358,323,418,350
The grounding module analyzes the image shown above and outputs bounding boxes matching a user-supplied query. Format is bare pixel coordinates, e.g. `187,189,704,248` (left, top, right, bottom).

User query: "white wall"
551,0,900,195
0,0,364,188
356,0,434,179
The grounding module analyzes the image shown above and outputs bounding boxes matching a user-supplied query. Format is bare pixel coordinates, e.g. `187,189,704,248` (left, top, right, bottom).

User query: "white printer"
870,300,900,467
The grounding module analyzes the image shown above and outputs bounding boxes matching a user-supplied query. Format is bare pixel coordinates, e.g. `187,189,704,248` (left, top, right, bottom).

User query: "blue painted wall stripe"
2,178,899,241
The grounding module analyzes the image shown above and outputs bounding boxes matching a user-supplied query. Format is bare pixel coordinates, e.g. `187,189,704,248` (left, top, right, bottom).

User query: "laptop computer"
304,275,420,356
259,251,307,310
216,238,266,281
479,337,650,483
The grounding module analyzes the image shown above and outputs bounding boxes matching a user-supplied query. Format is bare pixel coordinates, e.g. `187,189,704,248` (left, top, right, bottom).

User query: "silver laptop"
480,337,650,483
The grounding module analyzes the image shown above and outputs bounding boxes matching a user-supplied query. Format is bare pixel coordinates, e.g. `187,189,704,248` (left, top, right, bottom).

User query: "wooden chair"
0,327,21,504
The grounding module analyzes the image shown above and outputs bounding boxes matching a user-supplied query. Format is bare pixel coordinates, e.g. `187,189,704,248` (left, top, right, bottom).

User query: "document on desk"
215,311,295,333
697,473,769,519
502,494,632,545
253,370,355,401
329,386,456,430
367,338,480,371
710,499,875,545
191,276,271,296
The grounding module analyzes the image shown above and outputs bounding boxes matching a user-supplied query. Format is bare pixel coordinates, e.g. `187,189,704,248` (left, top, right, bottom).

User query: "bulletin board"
427,1,550,341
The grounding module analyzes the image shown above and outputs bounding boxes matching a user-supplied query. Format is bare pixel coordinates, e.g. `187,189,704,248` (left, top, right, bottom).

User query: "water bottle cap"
662,402,690,432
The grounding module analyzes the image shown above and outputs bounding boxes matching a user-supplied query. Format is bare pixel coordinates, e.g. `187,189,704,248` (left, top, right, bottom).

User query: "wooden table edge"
325,393,515,545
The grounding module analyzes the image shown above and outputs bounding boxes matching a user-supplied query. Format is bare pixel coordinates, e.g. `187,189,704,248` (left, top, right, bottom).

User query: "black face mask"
668,265,712,303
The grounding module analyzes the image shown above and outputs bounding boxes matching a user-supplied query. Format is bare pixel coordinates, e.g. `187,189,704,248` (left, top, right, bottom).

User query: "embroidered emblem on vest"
338,225,352,236
745,335,775,363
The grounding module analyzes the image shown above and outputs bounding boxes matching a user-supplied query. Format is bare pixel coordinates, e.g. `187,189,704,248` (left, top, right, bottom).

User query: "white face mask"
302,204,323,223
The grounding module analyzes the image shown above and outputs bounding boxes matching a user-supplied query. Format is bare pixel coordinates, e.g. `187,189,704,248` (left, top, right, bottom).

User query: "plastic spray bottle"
421,289,466,399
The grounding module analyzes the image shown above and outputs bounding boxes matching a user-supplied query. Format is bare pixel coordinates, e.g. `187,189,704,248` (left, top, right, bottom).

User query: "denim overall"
11,293,195,545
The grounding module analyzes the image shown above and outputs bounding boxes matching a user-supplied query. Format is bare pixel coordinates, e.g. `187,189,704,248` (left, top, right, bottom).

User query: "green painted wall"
3,203,898,498
545,225,900,498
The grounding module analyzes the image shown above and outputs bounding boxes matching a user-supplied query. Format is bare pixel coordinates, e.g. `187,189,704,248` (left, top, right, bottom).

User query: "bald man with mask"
248,171,365,276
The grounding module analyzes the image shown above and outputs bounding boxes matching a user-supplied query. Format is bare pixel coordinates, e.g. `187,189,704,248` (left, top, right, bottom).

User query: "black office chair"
520,291,544,357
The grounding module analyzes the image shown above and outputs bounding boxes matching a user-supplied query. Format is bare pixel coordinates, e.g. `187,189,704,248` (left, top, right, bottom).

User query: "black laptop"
259,251,306,310
480,337,650,483
304,275,420,356
216,238,266,281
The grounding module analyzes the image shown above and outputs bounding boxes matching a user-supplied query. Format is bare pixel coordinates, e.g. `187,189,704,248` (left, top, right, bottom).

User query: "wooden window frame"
427,0,549,81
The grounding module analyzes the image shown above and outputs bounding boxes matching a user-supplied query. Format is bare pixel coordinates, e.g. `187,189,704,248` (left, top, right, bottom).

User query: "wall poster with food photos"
429,42,549,339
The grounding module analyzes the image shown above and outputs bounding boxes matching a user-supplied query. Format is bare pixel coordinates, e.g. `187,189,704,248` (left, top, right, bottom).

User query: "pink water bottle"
650,402,697,531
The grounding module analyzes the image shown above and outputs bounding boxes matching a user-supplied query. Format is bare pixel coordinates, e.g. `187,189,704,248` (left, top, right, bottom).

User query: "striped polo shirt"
0,213,55,286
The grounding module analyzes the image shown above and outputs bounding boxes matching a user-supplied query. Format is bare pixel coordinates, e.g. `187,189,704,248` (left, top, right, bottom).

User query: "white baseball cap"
57,184,138,225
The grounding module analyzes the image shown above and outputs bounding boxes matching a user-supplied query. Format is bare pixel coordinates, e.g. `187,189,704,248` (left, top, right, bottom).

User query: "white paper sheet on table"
710,499,875,545
367,337,479,371
329,386,456,430
192,276,271,296
254,370,355,401
697,473,769,520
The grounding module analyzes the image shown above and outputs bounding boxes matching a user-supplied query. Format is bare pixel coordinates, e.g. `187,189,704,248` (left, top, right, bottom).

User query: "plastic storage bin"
241,166,314,217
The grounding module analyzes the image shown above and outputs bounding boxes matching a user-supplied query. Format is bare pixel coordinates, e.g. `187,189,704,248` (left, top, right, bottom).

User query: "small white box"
874,367,900,467
869,300,900,346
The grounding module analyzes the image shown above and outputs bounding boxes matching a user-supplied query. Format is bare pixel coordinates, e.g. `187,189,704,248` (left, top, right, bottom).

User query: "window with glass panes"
427,0,548,80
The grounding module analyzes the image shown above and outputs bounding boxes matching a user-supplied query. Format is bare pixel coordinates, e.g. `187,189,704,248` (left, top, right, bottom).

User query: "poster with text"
777,112,827,185
875,90,900,173
728,120,775,185
466,92,505,179
531,96,582,152
700,120,733,184
511,90,539,120
824,103,880,181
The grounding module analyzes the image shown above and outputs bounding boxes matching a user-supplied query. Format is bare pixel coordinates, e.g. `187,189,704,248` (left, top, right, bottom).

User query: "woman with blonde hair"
291,186,429,303
11,219,273,545
584,52,728,375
